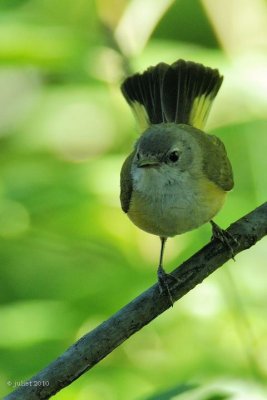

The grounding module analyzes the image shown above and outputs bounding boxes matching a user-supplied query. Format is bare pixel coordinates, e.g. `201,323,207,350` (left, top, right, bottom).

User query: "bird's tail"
121,59,223,132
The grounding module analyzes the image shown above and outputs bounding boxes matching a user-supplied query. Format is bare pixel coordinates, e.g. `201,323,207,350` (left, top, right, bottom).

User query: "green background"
0,0,266,399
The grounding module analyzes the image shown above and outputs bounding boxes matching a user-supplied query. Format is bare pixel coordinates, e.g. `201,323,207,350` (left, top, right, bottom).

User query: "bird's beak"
137,158,160,168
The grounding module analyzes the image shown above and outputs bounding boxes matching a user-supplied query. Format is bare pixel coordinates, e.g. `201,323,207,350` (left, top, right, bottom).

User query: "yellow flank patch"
198,176,227,218
189,94,213,130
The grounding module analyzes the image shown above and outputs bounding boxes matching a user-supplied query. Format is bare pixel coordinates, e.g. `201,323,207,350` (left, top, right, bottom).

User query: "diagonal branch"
5,202,267,400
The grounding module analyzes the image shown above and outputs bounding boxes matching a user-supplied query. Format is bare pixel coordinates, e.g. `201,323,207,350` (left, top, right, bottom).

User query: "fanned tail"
121,59,223,131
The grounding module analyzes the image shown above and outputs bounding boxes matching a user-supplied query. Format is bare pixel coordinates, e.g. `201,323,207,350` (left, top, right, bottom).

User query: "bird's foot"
157,265,179,307
210,220,238,260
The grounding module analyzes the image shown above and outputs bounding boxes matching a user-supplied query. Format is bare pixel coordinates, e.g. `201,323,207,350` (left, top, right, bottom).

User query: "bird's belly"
128,177,226,237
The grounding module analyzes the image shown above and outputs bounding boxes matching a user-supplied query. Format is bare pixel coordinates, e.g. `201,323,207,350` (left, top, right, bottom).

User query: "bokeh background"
0,0,267,399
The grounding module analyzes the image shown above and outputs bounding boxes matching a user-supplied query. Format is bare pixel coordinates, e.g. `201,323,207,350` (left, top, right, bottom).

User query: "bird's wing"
121,59,223,132
202,134,234,191
120,152,134,213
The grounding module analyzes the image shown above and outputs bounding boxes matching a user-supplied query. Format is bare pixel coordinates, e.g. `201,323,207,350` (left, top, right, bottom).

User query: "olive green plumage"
120,123,234,220
181,124,234,192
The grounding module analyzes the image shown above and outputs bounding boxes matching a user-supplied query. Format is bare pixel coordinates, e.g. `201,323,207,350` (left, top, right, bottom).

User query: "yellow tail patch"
121,59,223,132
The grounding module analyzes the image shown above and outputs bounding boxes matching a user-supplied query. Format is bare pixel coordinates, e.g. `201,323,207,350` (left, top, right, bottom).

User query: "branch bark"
5,202,267,400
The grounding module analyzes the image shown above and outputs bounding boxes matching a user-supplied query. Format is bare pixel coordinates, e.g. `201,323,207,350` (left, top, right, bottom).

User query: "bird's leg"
210,220,238,260
157,237,179,306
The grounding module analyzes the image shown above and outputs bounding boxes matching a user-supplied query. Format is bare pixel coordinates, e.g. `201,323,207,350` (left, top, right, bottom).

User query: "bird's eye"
168,150,179,162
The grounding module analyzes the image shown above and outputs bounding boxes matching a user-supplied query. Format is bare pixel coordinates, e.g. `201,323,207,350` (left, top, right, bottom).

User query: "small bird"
120,59,234,304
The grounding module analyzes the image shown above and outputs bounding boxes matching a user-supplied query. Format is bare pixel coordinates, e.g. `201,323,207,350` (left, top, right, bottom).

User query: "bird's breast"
128,167,226,237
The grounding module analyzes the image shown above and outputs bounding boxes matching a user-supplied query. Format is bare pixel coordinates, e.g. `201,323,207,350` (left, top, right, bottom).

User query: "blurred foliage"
0,0,267,399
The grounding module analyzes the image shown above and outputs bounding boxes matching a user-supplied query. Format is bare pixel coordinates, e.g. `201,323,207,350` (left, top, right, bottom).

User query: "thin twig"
5,202,267,400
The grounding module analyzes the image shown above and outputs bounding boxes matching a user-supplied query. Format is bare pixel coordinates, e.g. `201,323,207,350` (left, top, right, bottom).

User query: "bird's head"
131,123,202,186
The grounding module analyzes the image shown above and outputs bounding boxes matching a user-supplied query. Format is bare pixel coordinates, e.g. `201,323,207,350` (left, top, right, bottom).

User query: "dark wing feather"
200,134,234,191
207,135,234,191
120,152,134,213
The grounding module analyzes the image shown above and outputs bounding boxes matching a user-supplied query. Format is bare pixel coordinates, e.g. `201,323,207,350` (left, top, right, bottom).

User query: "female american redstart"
120,59,234,304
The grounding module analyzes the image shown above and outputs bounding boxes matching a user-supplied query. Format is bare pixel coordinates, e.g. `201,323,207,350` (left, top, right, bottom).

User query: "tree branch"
5,202,267,400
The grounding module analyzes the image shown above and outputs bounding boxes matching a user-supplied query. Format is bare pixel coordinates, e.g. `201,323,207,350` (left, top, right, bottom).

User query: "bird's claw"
210,220,238,260
157,265,179,306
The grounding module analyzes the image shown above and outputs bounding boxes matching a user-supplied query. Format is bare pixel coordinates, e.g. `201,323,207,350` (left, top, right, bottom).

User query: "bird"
119,59,234,305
